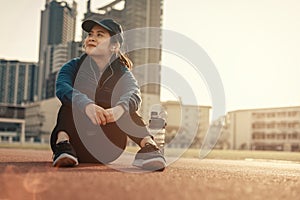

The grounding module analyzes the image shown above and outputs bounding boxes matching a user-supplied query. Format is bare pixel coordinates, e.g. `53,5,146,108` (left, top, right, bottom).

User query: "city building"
0,59,38,105
45,41,82,98
161,101,211,148
67,41,83,60
38,0,77,100
0,104,25,143
225,106,300,151
83,0,164,119
52,44,68,73
25,98,61,144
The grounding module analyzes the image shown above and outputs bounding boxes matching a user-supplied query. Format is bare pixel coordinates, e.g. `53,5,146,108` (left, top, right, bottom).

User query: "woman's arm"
55,57,94,113
105,70,141,123
115,70,142,113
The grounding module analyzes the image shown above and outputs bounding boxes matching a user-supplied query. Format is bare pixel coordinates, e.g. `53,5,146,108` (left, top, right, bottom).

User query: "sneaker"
53,140,78,167
133,143,166,171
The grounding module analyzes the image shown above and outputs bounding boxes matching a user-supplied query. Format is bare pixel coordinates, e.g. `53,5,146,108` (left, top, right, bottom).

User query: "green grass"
126,146,300,162
2,143,300,162
179,148,300,162
190,149,300,161
0,143,50,150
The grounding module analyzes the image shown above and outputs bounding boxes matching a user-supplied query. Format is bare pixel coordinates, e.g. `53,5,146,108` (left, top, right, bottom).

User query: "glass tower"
0,59,38,105
38,0,77,100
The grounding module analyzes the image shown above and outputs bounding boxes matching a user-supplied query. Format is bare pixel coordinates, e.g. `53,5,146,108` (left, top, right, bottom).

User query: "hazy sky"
0,0,299,112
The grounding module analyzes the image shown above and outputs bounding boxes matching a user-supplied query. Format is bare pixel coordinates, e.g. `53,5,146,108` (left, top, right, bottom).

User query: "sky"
0,0,300,112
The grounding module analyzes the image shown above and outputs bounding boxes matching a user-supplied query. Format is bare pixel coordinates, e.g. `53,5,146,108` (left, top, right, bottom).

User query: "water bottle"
149,110,167,154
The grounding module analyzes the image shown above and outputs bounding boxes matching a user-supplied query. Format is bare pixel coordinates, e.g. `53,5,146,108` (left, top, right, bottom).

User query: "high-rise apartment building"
0,59,37,143
0,59,38,105
83,0,163,119
45,41,83,98
38,0,77,100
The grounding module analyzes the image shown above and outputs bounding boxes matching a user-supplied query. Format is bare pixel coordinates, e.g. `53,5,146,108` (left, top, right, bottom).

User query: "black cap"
82,18,124,45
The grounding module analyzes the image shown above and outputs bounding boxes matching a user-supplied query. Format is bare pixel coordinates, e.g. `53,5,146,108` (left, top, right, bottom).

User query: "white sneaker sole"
133,157,166,171
53,153,79,167
132,159,143,168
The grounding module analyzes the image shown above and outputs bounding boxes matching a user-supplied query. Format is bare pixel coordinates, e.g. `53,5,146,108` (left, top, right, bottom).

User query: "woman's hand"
85,103,110,125
106,105,125,123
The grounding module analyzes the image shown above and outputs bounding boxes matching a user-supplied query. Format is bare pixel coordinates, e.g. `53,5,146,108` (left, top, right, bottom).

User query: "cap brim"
82,19,113,33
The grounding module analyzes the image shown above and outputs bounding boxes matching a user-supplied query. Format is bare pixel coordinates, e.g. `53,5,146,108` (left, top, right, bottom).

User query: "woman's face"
84,24,112,57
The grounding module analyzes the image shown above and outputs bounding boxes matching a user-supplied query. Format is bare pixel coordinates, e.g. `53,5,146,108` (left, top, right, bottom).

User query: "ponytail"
118,51,133,70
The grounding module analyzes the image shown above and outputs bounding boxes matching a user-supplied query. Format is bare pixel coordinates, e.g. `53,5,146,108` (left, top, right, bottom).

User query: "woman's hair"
110,33,133,69
117,51,133,70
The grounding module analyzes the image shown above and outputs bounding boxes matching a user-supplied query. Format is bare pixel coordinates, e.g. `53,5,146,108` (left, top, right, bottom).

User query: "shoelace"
56,141,73,152
141,143,160,153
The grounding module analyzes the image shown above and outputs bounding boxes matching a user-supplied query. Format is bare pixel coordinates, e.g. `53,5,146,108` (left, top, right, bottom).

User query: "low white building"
25,98,61,144
225,106,300,151
161,101,211,148
0,104,25,144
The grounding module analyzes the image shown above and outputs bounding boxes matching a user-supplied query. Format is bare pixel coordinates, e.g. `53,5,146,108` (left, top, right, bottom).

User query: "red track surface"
1,148,300,200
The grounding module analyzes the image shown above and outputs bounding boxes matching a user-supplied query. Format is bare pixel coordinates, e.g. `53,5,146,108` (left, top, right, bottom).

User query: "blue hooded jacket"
55,54,142,114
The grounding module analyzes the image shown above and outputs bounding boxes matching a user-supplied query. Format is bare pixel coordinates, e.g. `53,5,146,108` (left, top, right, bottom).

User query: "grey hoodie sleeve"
116,71,142,113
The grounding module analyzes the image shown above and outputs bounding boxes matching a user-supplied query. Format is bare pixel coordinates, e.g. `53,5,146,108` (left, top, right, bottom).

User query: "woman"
50,18,166,171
